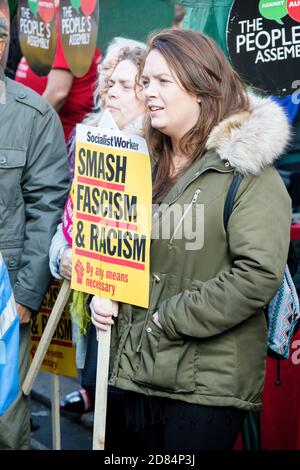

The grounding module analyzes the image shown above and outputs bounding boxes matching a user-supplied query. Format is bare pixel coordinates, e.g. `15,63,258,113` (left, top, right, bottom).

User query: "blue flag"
0,252,19,416
271,95,300,125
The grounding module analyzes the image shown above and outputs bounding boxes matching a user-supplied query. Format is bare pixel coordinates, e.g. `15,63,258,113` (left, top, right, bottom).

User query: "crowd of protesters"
0,3,296,451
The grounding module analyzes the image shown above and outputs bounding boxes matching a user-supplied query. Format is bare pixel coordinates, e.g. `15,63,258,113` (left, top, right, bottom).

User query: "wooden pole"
92,326,111,450
51,374,61,450
22,279,71,395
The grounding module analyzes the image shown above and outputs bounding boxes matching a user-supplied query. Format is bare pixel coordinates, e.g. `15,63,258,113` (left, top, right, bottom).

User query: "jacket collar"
162,150,232,206
206,93,290,176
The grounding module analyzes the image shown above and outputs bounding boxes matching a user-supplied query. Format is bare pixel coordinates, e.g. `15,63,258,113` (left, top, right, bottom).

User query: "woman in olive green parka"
91,30,291,450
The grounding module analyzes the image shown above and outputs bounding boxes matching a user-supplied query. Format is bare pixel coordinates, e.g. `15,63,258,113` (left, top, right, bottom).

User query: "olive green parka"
109,94,291,411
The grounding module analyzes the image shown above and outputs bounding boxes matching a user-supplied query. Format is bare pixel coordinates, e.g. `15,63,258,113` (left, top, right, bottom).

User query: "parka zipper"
135,165,231,354
169,188,201,244
136,273,161,352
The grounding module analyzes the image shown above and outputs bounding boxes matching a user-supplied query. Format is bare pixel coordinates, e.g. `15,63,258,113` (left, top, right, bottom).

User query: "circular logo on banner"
59,0,99,78
18,0,57,76
227,0,300,96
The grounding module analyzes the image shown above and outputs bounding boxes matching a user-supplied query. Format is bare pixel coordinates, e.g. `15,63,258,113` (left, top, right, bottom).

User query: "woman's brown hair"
141,29,250,202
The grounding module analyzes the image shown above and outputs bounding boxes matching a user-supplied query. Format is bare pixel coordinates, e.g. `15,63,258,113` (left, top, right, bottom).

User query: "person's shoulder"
6,78,51,116
239,166,290,206
248,165,285,185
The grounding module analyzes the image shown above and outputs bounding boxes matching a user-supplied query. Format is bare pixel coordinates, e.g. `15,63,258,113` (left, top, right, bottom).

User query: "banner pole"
92,326,111,450
22,279,71,395
51,374,61,450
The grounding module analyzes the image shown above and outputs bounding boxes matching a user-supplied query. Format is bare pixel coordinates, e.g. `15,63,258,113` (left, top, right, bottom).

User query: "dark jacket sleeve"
13,108,70,311
158,168,292,340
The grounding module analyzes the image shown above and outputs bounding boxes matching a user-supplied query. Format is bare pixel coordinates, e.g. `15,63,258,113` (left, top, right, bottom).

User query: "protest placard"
30,279,77,377
71,123,152,309
59,0,99,77
228,0,300,95
18,0,57,76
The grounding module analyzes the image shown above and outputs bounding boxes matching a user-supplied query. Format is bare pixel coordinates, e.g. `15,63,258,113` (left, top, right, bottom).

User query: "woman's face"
142,49,200,142
105,59,145,130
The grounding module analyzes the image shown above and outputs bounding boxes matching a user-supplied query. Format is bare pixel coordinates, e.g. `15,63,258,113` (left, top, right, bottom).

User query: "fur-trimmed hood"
206,93,290,175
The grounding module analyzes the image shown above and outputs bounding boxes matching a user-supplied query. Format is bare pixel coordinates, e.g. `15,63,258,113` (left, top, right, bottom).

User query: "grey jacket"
0,68,69,311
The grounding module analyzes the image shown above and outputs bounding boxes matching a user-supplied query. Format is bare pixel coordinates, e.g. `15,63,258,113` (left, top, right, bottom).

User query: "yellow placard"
30,279,77,377
71,124,152,308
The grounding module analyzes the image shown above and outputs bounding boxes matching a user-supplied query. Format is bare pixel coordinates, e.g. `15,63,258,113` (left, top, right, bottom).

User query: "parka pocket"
0,149,26,208
1,246,23,271
133,318,196,393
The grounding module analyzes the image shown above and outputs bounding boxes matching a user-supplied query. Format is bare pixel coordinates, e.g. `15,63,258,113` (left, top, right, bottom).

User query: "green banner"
8,0,17,20
171,0,233,57
59,0,99,78
96,0,173,52
18,0,58,76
